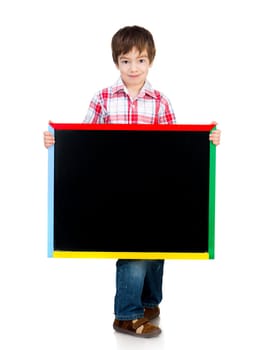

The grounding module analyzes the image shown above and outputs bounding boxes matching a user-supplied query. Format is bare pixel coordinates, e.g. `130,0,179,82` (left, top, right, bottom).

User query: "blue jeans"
114,259,164,320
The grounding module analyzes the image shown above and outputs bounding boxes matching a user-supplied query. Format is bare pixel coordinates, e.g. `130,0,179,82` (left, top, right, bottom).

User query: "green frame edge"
208,127,216,259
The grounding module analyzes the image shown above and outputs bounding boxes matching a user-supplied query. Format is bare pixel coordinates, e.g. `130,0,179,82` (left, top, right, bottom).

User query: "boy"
44,25,221,337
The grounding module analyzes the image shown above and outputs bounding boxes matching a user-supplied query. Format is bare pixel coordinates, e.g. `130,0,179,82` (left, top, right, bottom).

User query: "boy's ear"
115,63,120,70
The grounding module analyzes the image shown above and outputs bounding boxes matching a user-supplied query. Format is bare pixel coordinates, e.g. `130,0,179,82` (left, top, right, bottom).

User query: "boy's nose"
130,62,138,71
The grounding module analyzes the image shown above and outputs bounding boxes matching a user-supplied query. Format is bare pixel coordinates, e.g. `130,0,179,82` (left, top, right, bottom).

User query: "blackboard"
48,122,216,259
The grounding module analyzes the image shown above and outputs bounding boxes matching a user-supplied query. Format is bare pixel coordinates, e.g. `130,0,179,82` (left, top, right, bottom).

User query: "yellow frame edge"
53,251,209,259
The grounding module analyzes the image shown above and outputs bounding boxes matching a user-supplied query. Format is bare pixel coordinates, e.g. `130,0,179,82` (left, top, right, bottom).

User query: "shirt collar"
112,78,157,99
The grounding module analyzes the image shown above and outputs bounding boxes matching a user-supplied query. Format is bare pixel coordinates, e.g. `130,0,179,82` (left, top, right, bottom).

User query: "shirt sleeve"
158,94,176,125
83,93,106,124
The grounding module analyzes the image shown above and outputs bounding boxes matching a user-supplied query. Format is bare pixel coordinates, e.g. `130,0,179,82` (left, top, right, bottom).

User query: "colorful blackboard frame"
47,122,216,259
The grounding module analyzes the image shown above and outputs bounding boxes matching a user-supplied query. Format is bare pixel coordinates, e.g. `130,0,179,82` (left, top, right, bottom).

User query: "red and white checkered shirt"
83,78,176,125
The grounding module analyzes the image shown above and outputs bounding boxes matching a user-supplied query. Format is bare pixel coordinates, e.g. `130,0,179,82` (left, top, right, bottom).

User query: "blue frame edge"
47,125,54,257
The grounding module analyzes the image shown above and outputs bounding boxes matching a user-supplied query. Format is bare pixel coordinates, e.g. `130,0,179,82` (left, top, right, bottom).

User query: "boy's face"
116,47,151,92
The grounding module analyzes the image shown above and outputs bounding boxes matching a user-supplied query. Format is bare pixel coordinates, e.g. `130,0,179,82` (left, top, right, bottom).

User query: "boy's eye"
121,60,129,64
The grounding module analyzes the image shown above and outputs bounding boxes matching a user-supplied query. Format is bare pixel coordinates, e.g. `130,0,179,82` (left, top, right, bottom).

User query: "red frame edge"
49,122,215,132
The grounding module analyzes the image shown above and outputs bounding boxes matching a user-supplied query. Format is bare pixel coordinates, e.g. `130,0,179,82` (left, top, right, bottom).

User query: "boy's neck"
126,84,144,99
128,89,139,99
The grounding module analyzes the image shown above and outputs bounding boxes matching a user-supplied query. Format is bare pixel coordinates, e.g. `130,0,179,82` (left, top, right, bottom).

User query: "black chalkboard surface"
48,123,216,259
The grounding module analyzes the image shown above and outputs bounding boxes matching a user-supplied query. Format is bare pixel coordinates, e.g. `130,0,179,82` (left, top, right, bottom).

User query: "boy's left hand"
209,121,221,146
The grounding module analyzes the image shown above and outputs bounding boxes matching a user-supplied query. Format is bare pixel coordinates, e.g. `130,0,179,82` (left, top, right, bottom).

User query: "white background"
1,0,280,349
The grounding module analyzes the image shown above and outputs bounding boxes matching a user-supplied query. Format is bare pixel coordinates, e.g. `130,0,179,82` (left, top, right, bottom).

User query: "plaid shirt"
83,78,176,124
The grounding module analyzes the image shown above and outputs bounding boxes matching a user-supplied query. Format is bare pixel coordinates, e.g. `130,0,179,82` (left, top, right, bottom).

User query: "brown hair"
111,25,156,65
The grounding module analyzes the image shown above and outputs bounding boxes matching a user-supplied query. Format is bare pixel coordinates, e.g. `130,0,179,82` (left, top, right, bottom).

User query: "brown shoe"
144,306,160,321
113,318,161,338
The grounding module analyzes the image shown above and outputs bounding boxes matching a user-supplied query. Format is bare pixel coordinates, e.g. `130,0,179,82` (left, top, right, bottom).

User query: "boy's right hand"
43,131,55,148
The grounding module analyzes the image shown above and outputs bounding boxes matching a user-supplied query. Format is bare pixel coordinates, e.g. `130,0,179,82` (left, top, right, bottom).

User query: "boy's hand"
209,121,221,146
43,131,55,148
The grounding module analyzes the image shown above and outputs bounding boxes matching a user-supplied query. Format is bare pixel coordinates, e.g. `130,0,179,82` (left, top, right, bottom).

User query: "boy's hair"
111,25,156,65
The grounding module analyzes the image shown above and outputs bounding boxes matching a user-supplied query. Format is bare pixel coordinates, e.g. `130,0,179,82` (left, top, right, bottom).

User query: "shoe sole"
113,325,161,338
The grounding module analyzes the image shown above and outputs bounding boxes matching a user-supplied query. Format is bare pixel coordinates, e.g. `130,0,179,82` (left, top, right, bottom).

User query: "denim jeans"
114,259,164,320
